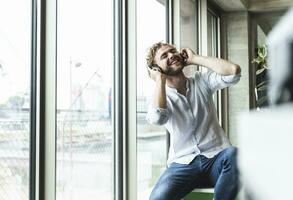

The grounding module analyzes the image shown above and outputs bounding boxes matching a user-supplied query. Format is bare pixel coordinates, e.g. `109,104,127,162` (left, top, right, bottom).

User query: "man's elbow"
150,121,167,126
231,64,241,75
147,114,168,126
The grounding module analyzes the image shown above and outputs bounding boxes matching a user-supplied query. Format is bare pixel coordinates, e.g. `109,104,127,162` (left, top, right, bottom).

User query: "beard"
162,62,185,76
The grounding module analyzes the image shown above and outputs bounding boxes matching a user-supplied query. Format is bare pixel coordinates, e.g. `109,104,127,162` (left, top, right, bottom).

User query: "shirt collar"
166,78,190,95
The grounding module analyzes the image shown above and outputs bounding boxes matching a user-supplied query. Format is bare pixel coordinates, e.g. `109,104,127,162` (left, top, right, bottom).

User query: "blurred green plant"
252,44,269,108
8,95,25,109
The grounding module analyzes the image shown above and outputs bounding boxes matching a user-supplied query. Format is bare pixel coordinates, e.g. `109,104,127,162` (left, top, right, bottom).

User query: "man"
146,42,241,200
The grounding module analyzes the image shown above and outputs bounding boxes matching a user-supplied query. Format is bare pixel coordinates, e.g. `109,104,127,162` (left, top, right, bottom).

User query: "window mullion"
30,0,38,199
38,0,57,199
114,0,125,199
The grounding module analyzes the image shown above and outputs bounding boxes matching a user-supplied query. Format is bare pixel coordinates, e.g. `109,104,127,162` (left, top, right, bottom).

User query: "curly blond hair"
146,42,176,68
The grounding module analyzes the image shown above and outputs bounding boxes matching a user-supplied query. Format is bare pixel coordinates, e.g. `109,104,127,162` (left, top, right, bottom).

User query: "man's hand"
148,66,166,82
181,48,198,65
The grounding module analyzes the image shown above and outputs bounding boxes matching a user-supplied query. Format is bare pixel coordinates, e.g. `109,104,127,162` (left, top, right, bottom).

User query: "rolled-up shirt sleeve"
146,106,171,125
201,70,241,94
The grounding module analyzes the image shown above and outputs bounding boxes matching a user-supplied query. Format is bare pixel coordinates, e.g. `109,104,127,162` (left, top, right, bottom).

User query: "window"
0,0,31,199
56,1,113,199
207,9,222,124
207,10,219,58
180,0,198,77
136,0,166,199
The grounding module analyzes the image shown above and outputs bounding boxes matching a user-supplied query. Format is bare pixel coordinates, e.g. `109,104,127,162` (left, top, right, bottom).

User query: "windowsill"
191,188,214,193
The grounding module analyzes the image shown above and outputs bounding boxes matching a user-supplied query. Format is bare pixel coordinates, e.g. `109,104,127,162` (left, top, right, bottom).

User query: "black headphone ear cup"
148,64,164,74
152,64,158,70
153,65,164,73
181,50,188,64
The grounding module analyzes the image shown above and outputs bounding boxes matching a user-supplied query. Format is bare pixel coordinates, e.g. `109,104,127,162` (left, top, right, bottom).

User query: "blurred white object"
238,7,293,200
238,104,293,200
267,7,293,105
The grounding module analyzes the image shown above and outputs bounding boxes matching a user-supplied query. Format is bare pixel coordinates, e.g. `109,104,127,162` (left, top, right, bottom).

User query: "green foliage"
252,44,268,70
8,95,25,109
252,44,269,108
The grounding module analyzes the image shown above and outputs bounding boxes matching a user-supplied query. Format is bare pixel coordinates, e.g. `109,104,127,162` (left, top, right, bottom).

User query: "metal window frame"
30,0,38,199
125,0,137,199
114,0,128,199
114,0,137,199
35,0,130,200
33,0,133,200
207,8,223,126
114,0,124,199
166,0,173,44
38,0,57,199
207,3,229,133
113,0,137,200
198,0,208,57
165,0,173,165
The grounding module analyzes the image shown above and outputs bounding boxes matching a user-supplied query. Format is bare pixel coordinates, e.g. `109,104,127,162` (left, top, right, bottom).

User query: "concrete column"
223,12,250,145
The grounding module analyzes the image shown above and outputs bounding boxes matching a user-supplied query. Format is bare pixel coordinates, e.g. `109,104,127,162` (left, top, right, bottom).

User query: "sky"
0,0,31,103
0,0,165,109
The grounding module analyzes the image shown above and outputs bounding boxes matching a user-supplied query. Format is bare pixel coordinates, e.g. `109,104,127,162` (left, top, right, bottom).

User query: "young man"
146,42,241,200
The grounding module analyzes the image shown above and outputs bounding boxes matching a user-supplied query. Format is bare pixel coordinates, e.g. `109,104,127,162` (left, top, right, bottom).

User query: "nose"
169,53,176,60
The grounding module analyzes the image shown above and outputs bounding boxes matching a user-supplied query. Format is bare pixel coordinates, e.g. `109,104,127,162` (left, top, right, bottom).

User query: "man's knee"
221,147,238,171
224,146,238,163
149,184,174,200
225,146,237,157
149,172,175,200
149,188,162,200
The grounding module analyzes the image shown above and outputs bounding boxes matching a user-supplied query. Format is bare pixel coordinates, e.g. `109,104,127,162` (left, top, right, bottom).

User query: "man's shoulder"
193,70,207,80
191,71,207,85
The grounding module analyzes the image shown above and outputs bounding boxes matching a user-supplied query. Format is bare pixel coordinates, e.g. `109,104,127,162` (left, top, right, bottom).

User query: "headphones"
181,50,188,64
148,64,164,73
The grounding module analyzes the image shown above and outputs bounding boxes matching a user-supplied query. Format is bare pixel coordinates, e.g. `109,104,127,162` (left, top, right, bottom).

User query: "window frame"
38,0,57,199
36,0,126,199
31,1,229,200
207,2,229,133
207,6,223,127
30,0,38,199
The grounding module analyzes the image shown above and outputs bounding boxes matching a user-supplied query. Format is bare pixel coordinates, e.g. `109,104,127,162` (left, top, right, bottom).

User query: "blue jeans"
149,146,239,200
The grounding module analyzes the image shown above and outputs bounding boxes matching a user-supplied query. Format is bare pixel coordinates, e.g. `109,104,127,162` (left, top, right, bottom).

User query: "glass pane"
56,1,113,200
0,1,31,199
207,11,218,57
137,0,166,199
180,0,198,77
207,10,221,121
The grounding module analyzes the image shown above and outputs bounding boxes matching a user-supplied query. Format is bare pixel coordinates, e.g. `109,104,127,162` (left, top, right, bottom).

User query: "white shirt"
146,70,241,166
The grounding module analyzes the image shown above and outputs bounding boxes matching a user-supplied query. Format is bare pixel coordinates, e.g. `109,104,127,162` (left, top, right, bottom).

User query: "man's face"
154,45,184,76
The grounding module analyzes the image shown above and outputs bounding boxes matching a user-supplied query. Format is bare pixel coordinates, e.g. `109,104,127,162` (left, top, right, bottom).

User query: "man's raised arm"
149,68,167,109
182,48,241,75
146,68,170,125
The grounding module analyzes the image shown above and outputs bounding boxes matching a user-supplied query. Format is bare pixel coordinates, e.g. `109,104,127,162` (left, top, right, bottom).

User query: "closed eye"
161,53,167,59
170,49,177,53
160,48,177,60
